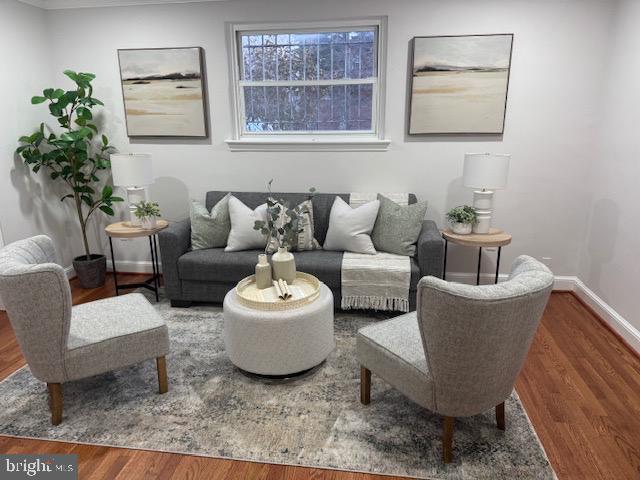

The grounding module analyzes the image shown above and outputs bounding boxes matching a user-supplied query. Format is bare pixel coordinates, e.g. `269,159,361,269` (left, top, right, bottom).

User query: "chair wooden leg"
47,383,63,426
156,356,168,394
443,416,454,463
360,366,371,405
496,401,505,430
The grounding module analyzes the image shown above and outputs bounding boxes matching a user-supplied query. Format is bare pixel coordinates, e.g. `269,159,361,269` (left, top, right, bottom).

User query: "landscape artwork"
118,47,207,137
409,34,513,134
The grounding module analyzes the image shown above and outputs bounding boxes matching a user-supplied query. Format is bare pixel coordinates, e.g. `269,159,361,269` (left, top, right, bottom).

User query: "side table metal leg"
495,246,502,284
153,234,161,288
149,236,159,302
476,247,482,285
443,239,448,280
109,237,119,296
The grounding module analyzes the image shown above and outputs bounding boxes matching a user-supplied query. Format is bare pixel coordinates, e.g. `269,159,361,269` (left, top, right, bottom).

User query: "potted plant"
253,180,315,283
134,201,161,230
446,205,478,235
16,70,123,289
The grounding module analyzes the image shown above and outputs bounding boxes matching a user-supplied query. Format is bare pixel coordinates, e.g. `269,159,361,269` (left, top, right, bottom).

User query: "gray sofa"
158,191,444,310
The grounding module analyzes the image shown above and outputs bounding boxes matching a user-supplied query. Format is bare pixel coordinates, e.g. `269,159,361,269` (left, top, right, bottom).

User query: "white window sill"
225,137,391,152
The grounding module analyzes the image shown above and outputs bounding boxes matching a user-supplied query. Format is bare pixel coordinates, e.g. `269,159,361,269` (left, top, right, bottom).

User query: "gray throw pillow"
371,194,428,256
190,194,231,250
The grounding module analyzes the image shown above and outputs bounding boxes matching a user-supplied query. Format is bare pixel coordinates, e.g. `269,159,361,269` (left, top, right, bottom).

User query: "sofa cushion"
371,194,428,256
206,191,350,245
190,195,231,250
178,248,346,288
206,192,419,247
225,197,268,252
324,197,380,254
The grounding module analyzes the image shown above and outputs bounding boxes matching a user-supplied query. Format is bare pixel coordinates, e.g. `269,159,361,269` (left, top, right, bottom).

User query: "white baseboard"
571,278,640,354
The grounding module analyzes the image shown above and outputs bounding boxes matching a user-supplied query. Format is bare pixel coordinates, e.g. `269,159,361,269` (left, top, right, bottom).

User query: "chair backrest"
416,255,553,417
205,191,418,245
0,235,71,383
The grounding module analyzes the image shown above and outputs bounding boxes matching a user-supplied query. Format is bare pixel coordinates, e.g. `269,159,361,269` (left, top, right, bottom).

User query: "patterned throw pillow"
371,194,428,256
266,199,321,253
189,193,231,250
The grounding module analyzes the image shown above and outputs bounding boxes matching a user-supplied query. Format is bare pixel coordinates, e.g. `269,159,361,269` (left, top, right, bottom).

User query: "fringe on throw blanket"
340,193,412,312
341,296,410,313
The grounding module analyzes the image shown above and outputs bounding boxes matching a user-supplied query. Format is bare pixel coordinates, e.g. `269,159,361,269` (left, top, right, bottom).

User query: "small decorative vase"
255,254,272,289
141,216,157,230
451,222,472,235
271,246,296,284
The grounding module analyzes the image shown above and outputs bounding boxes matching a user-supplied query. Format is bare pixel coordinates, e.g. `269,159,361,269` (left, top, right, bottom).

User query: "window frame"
226,18,389,151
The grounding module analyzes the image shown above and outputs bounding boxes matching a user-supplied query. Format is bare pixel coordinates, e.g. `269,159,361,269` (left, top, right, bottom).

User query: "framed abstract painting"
118,47,208,137
409,34,513,135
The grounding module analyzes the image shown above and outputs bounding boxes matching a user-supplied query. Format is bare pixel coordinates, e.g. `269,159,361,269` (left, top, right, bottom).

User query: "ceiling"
20,0,230,9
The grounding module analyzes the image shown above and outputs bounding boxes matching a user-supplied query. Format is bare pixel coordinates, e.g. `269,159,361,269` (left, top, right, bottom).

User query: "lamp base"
472,190,494,234
126,187,148,227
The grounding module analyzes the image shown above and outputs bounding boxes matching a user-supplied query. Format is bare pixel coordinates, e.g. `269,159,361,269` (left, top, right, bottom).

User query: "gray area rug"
0,290,554,479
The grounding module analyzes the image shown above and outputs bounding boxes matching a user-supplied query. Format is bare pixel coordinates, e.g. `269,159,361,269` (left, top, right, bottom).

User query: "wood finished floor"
0,274,639,479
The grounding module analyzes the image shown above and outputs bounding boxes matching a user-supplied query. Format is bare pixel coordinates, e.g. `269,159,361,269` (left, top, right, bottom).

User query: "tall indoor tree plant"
16,70,123,288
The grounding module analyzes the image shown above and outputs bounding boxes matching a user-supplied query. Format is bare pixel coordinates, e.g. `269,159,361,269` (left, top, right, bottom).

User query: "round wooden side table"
105,220,169,302
442,228,512,285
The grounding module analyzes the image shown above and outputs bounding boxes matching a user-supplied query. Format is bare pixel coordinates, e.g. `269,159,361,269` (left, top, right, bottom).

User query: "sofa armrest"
158,219,191,300
416,220,444,279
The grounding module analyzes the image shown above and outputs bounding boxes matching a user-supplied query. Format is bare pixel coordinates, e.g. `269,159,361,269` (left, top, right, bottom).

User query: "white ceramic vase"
141,216,157,230
451,222,472,235
271,246,296,284
255,254,272,289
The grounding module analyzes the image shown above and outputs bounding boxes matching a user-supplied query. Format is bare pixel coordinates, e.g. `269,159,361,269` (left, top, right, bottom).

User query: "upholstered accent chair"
357,255,553,463
0,235,170,425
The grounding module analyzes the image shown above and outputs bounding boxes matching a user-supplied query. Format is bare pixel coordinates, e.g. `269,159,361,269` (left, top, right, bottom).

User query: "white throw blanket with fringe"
341,193,411,312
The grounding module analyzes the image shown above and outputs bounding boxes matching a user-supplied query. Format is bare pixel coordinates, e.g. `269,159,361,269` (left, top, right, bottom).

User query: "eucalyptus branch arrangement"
253,179,316,251
16,70,123,260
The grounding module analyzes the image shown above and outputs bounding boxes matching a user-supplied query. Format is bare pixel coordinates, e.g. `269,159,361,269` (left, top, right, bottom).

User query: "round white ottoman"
223,283,335,376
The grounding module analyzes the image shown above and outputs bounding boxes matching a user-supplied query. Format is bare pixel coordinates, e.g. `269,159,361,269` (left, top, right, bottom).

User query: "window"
227,19,389,151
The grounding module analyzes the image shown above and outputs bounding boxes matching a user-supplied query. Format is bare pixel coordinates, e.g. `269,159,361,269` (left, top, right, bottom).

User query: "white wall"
40,0,612,275
0,0,84,268
579,0,640,332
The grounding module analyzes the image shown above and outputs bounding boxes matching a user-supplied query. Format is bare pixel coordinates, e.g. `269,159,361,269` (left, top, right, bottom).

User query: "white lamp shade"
463,153,510,190
110,153,154,187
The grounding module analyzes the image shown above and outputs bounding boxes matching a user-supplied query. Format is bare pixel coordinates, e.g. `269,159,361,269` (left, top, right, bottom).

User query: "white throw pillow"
225,196,268,252
323,196,380,254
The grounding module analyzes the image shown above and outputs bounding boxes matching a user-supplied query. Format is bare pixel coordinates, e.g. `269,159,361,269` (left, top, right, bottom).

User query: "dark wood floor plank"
1,281,639,479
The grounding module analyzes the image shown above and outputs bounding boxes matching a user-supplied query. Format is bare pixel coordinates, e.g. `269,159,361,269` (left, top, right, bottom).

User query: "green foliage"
446,205,478,225
253,179,316,251
133,201,161,219
16,70,122,259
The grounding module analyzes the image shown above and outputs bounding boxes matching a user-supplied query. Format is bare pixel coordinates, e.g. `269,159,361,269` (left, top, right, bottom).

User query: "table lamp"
110,153,154,227
463,153,510,234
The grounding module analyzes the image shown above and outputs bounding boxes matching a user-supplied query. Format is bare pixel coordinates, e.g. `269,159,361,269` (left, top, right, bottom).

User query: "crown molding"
19,0,230,9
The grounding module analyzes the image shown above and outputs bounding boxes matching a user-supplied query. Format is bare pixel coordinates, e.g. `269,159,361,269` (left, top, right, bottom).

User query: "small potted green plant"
134,201,161,230
446,205,477,234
